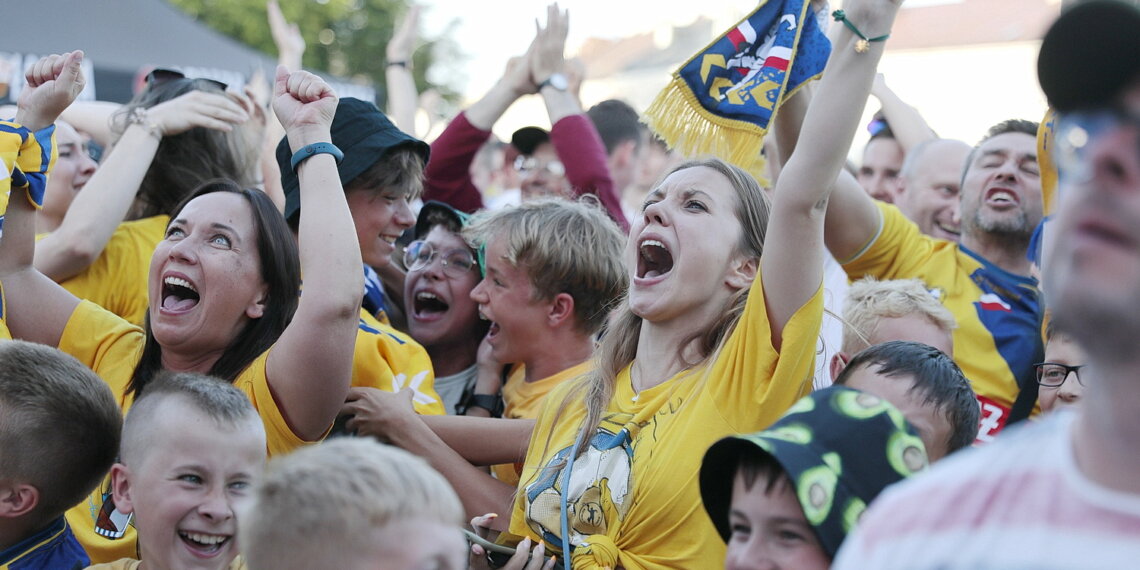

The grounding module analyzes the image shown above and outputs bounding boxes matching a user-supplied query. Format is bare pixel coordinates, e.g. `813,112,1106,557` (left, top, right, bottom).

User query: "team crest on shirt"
524,417,634,547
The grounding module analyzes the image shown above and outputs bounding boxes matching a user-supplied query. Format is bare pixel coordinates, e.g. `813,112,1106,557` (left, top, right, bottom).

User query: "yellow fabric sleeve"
353,309,445,416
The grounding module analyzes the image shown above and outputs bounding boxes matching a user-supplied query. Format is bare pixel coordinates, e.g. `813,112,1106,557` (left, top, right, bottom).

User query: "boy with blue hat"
277,97,446,416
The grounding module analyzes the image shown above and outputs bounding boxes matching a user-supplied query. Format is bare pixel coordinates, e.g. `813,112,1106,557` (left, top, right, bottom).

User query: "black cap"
413,200,471,239
1038,1,1140,112
278,97,430,224
510,126,550,156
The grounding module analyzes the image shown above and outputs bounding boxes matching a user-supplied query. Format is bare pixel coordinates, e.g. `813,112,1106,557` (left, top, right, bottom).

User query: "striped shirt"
834,411,1140,569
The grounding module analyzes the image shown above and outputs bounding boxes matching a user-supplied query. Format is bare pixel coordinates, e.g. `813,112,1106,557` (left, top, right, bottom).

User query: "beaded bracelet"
832,9,891,53
126,107,163,140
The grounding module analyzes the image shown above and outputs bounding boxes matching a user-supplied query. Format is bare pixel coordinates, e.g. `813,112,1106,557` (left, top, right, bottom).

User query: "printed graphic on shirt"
91,476,132,540
524,414,634,547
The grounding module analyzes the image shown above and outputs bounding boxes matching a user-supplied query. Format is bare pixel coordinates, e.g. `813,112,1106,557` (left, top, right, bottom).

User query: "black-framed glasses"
145,68,228,92
403,240,476,278
1034,362,1085,388
1054,106,1140,183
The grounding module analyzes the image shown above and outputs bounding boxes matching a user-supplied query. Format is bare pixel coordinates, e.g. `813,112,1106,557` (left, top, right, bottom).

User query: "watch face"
542,73,569,91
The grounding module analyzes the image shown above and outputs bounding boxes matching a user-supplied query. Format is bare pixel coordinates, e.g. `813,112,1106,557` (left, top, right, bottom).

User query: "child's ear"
830,352,850,384
547,292,576,328
0,482,39,518
110,464,136,515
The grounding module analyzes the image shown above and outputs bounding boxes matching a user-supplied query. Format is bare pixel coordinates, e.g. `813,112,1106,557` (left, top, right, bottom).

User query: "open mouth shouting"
637,238,674,281
178,530,231,558
984,187,1020,209
161,274,200,314
413,290,449,321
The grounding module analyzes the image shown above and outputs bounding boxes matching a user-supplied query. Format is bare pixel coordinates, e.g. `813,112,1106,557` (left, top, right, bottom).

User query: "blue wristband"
290,142,344,172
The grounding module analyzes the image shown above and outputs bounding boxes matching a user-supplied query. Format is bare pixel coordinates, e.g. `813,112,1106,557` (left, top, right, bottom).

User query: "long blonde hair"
557,158,771,457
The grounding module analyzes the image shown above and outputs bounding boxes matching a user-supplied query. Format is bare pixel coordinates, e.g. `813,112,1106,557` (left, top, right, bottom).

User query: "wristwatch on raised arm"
537,73,569,93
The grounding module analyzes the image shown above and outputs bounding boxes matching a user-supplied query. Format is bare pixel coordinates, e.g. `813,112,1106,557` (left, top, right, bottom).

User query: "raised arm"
763,1,902,341
58,100,121,150
770,81,882,264
423,55,535,212
385,4,421,135
35,89,250,280
1,52,88,346
530,3,629,230
871,72,936,152
265,67,364,440
260,0,307,210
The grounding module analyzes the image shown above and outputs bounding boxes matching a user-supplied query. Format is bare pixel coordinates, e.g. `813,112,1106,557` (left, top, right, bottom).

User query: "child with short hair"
87,372,266,570
241,437,466,569
1036,321,1086,413
0,340,121,570
699,386,928,569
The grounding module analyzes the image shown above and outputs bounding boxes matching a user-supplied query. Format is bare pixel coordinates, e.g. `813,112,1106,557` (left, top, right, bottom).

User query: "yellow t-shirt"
86,557,245,569
842,202,1043,441
57,301,308,564
58,215,169,327
503,361,592,420
493,361,592,488
51,213,445,417
507,270,822,569
354,309,445,416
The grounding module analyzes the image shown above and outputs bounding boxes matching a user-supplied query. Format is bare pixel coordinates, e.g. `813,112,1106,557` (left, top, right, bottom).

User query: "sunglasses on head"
145,68,228,92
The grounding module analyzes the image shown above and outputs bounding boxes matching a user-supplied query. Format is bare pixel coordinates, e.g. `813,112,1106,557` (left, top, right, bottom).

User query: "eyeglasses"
403,240,476,278
1053,107,1140,183
145,68,228,92
514,155,566,177
1034,362,1086,388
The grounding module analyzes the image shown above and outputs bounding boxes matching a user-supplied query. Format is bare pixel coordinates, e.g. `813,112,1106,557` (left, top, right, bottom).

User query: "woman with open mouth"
0,62,362,566
501,0,903,567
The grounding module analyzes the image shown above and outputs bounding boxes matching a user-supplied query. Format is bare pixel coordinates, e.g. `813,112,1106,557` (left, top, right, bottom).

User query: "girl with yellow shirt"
503,0,903,566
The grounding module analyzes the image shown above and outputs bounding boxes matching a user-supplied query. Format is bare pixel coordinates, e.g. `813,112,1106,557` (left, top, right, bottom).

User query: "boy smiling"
90,373,266,570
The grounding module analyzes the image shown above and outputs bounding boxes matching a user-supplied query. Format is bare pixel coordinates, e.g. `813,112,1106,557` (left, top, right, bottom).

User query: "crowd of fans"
1,0,1137,568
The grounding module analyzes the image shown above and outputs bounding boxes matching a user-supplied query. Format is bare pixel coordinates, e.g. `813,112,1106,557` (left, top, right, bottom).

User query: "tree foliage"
166,0,458,106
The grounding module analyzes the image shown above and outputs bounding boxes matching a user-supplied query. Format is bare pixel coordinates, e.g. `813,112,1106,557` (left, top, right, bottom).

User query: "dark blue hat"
278,97,430,224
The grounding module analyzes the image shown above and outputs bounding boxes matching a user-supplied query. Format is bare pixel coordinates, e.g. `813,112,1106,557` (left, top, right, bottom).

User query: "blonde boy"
241,438,466,569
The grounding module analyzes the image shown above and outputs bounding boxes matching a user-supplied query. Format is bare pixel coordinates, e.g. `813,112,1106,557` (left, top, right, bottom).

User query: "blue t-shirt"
0,517,88,570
